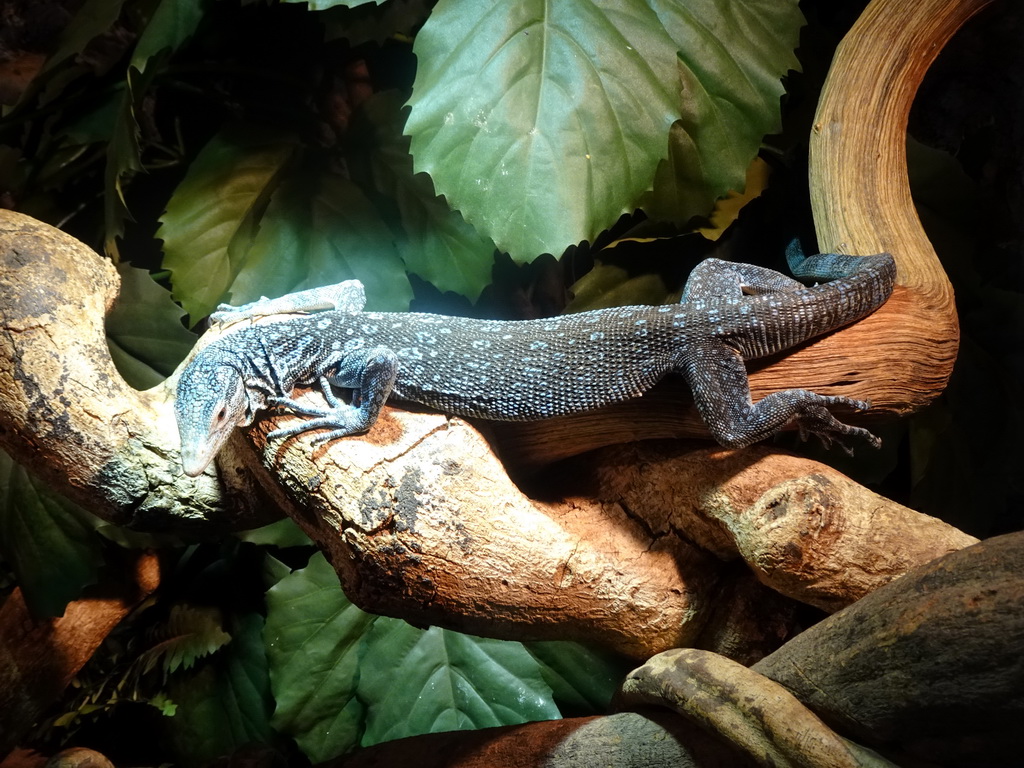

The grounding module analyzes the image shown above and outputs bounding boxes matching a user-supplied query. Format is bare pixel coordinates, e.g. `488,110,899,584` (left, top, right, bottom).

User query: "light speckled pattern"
175,252,896,476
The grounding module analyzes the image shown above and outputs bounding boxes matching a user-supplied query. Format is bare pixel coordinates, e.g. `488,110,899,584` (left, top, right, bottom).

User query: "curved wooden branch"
0,211,283,534
806,0,993,413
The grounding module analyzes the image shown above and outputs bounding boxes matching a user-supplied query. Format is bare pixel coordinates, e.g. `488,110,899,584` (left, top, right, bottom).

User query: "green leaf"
235,517,312,548
0,450,104,617
166,611,277,767
644,1,803,223
564,260,671,313
523,640,629,715
265,552,561,762
106,263,196,389
265,552,376,761
321,0,431,46
406,0,802,260
358,622,559,746
43,0,127,72
358,90,496,301
224,169,412,312
160,129,299,322
131,0,207,72
104,61,162,257
105,0,204,255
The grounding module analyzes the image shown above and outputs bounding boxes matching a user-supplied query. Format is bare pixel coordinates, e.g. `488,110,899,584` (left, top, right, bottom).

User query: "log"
0,210,285,534
754,531,1024,767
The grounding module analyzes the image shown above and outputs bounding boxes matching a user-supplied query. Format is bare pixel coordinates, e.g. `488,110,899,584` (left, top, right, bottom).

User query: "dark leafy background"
0,0,1021,764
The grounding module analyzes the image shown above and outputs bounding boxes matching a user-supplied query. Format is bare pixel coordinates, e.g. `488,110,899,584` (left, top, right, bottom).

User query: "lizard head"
175,354,255,477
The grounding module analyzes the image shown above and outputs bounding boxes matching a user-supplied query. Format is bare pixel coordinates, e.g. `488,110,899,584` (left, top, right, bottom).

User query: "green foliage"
264,552,618,762
406,0,802,259
166,611,278,767
141,604,233,676
159,129,300,322
106,263,197,389
523,640,629,715
265,551,376,760
0,451,104,617
355,90,498,300
357,621,559,746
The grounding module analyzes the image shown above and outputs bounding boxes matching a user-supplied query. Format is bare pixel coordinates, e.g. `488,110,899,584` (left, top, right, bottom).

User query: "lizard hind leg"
265,346,398,444
680,341,880,452
682,258,805,302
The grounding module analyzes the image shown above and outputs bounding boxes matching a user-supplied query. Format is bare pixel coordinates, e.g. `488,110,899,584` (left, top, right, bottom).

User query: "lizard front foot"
265,395,373,444
264,361,392,447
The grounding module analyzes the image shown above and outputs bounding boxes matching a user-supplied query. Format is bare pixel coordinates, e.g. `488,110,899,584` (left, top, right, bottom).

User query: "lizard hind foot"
793,399,881,454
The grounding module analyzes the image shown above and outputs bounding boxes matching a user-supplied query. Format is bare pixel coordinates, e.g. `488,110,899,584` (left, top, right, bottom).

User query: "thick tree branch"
0,208,974,661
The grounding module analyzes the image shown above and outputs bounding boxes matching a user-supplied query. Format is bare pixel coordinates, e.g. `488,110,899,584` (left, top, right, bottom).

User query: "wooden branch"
245,409,973,658
0,203,974,660
0,210,283,534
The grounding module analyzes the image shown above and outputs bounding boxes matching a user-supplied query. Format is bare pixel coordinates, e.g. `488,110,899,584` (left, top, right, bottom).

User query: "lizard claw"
793,399,880,454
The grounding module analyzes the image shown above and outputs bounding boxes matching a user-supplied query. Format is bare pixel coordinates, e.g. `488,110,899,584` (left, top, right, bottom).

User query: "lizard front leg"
266,346,398,444
680,341,879,452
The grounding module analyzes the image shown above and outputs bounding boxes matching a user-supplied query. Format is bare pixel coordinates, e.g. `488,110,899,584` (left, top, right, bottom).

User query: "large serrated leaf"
160,130,298,322
265,553,561,762
0,450,104,617
224,170,412,312
644,0,802,223
406,0,802,260
264,552,376,761
407,0,679,260
359,90,496,301
358,622,559,746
